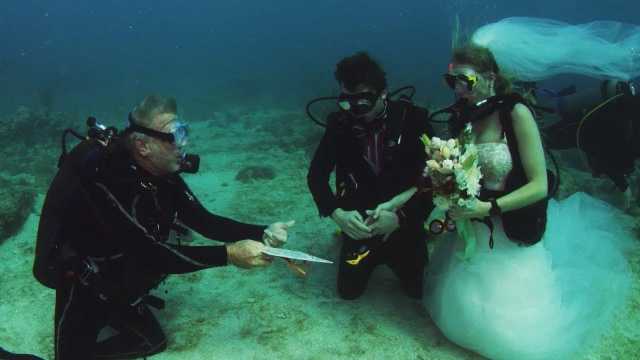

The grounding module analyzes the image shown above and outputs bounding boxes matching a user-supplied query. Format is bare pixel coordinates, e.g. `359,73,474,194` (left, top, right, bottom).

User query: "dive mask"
126,113,200,174
443,73,478,92
337,92,379,116
127,112,189,149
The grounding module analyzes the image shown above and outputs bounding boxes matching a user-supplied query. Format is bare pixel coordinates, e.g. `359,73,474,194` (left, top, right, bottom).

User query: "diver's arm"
370,186,418,218
495,104,549,212
87,182,231,272
371,111,433,222
122,208,266,272
123,225,269,272
390,188,432,227
125,235,268,272
175,183,266,243
142,243,229,273
372,109,433,222
372,184,432,226
307,121,339,217
385,187,418,211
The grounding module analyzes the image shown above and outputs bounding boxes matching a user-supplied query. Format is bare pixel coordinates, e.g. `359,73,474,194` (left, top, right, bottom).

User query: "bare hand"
448,200,491,220
263,220,295,247
368,201,397,221
226,240,272,269
331,208,372,240
365,209,399,240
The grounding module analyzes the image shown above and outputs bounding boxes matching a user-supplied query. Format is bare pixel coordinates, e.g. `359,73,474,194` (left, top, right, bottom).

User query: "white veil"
470,17,640,81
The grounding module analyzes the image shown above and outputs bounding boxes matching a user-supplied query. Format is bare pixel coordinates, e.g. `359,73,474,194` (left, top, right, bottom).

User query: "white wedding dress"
425,142,635,359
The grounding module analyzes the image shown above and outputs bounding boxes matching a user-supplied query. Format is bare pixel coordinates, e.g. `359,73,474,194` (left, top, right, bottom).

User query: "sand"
1,108,638,359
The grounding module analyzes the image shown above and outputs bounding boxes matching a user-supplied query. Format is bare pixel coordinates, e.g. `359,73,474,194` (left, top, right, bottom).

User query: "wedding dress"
425,141,635,359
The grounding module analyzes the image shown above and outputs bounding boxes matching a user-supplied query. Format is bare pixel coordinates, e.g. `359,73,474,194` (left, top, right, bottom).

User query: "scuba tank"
33,118,118,289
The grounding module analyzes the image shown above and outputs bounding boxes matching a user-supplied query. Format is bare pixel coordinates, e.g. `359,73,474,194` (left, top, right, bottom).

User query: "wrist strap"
489,198,502,216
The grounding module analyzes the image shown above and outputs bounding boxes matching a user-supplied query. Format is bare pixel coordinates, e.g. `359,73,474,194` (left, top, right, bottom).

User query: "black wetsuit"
0,347,44,360
543,93,640,191
307,99,433,300
52,141,265,359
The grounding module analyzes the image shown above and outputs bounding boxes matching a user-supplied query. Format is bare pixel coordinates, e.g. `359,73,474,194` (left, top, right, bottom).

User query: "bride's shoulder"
511,102,535,120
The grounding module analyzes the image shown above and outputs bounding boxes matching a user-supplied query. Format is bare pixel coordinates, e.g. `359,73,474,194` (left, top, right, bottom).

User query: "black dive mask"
127,113,189,148
126,113,200,174
337,92,379,116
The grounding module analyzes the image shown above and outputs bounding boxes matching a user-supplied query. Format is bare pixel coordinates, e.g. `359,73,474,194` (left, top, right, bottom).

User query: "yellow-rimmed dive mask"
443,73,478,92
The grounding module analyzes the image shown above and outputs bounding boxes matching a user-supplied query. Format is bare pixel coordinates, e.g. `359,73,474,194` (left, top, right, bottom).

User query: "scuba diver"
306,51,434,300
34,95,294,359
538,79,639,207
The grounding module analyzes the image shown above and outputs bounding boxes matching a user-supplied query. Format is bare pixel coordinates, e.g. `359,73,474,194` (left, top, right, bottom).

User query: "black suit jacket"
307,99,434,228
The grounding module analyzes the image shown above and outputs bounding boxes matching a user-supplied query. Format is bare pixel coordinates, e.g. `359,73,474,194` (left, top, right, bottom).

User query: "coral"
0,107,78,191
0,106,72,147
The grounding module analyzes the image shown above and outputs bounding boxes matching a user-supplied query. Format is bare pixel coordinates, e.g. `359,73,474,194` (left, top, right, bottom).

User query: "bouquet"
421,123,482,259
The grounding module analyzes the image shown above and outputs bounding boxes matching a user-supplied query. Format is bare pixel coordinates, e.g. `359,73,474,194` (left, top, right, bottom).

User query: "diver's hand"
263,220,295,247
365,209,399,240
226,240,272,269
331,208,372,240
368,201,398,221
368,187,418,220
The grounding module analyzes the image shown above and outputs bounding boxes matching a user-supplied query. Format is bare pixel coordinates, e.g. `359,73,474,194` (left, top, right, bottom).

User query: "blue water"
1,0,636,121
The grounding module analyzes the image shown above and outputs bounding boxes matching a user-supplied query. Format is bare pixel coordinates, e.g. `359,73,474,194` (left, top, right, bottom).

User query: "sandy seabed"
1,108,639,360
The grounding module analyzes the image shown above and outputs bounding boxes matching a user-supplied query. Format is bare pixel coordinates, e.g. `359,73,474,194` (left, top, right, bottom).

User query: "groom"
307,52,434,299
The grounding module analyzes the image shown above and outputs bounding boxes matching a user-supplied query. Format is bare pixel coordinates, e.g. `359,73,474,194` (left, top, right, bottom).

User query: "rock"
554,164,637,212
235,166,276,183
0,173,36,242
0,106,73,147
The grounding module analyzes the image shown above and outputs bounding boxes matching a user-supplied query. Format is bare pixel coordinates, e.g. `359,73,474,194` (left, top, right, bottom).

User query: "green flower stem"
456,218,477,260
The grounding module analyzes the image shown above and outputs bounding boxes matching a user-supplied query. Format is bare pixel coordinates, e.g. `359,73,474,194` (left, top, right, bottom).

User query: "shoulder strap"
389,98,431,139
498,93,526,176
385,99,410,141
500,93,561,198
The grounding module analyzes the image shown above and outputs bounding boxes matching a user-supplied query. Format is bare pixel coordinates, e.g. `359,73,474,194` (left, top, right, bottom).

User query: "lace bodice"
476,142,513,191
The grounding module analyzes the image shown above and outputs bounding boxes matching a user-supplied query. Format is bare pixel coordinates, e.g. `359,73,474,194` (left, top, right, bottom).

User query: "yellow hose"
576,93,624,152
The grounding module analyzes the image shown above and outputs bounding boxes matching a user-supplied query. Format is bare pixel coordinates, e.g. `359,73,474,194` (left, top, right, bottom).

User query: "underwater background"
1,1,639,359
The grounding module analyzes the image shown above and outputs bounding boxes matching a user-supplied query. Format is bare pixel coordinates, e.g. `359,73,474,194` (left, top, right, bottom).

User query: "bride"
369,40,635,359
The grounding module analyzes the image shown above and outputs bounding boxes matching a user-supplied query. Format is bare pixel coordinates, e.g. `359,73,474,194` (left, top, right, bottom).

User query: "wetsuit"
52,141,266,359
0,347,44,359
543,92,640,191
307,99,433,300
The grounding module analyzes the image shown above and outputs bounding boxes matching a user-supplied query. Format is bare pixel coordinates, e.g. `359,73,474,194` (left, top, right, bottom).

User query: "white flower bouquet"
420,123,482,259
